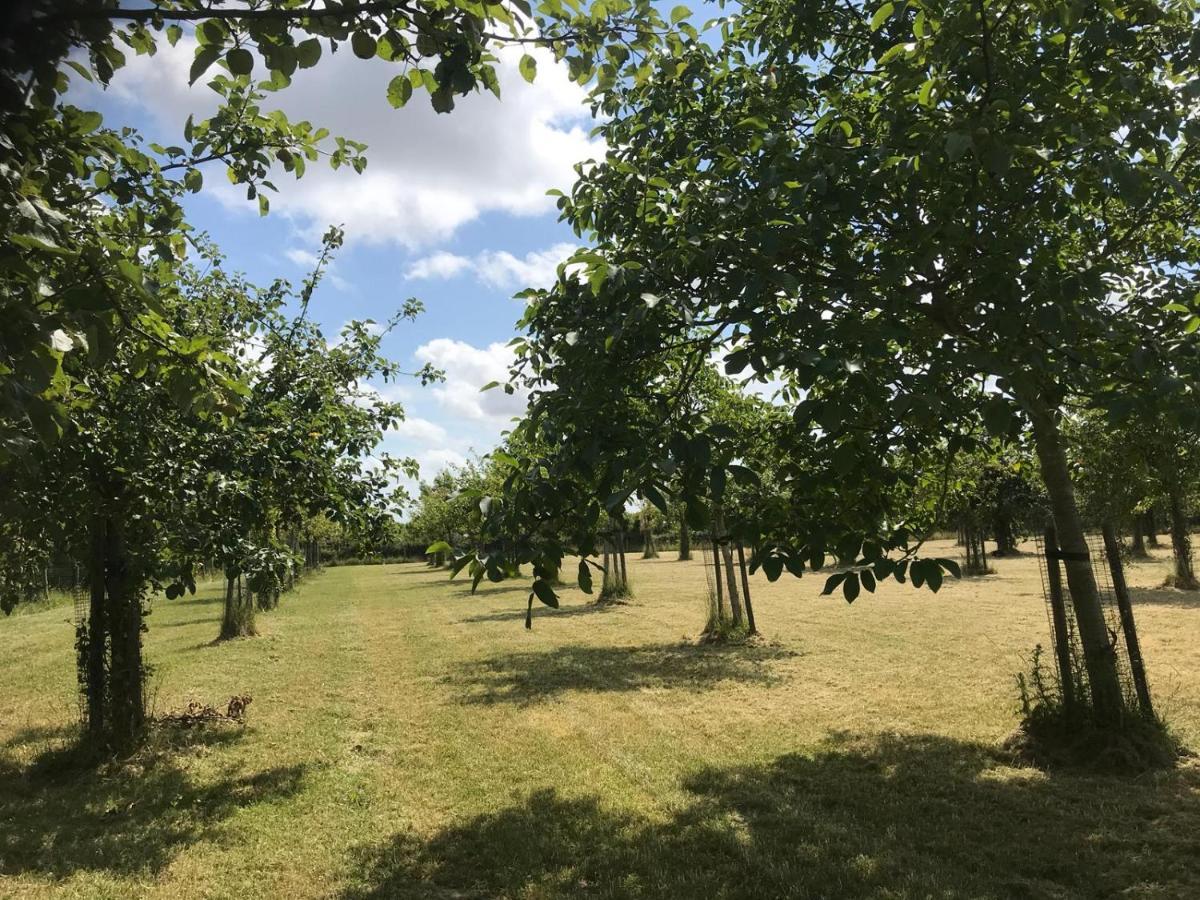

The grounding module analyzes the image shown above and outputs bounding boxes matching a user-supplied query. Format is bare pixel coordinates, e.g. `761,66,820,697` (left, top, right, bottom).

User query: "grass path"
2,542,1200,898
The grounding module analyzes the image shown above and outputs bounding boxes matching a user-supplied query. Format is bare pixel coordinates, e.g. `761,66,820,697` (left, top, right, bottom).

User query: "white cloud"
417,447,469,475
392,415,448,444
474,242,579,289
414,338,527,423
405,250,473,280
405,241,577,292
285,247,320,268
98,38,599,247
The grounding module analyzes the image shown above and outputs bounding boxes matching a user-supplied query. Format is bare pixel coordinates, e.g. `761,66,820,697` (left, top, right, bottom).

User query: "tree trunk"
994,516,1017,555
220,568,256,639
84,514,108,741
1130,516,1148,558
1022,389,1124,725
1101,524,1154,717
102,514,144,750
1168,486,1198,590
736,542,757,634
678,519,691,561
714,507,743,627
722,541,743,627
711,536,727,622
642,524,658,559
1145,508,1161,547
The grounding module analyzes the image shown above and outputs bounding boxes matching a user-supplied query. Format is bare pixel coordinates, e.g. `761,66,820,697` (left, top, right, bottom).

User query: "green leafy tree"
2,0,667,459
502,0,1200,726
0,236,415,745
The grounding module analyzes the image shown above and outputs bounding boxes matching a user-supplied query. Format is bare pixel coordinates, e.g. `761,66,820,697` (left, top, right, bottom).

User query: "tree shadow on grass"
340,731,1200,899
460,601,615,625
395,567,450,578
446,642,797,705
448,583,533,601
0,724,309,879
1131,587,1200,609
167,593,225,608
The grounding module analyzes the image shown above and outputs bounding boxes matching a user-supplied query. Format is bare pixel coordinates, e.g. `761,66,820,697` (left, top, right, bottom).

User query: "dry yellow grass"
1,539,1199,898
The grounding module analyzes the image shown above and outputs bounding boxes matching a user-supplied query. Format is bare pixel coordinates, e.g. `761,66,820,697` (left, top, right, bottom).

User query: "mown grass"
1,540,1199,898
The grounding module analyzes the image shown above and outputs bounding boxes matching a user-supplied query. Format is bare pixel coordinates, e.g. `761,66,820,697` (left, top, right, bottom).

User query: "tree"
502,0,1200,728
638,502,660,558
2,0,667,461
0,236,413,745
1068,405,1200,586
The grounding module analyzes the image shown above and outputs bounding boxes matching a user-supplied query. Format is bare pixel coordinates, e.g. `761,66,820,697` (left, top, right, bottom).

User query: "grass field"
2,539,1199,899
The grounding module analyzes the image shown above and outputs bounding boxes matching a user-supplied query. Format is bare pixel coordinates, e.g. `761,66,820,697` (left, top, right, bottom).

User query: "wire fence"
1035,529,1145,711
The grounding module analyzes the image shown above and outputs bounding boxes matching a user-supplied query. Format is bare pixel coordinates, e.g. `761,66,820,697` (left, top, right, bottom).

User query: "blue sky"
83,38,595,498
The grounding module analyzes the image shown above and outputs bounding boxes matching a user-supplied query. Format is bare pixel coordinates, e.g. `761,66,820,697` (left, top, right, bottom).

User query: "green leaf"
910,559,927,589
877,42,914,65
670,5,691,23
917,78,935,107
577,559,593,593
351,31,378,60
430,88,454,114
938,558,961,579
822,572,847,595
519,54,537,84
982,395,1014,436
843,572,861,602
727,464,760,486
426,540,453,555
449,554,473,579
226,47,254,76
532,579,559,608
387,74,414,108
870,2,895,31
926,563,944,593
296,38,322,68
762,555,784,581
189,46,222,85
605,487,632,511
75,110,103,134
945,132,972,161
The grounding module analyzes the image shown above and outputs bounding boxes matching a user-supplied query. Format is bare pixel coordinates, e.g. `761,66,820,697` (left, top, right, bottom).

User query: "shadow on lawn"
447,642,796,705
1131,587,1200,609
0,725,308,878
460,601,615,624
341,732,1200,899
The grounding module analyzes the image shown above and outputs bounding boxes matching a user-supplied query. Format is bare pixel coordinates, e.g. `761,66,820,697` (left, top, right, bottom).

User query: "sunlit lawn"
2,540,1199,898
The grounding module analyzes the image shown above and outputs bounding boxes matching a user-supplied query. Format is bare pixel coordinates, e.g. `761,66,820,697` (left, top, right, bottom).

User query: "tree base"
962,564,996,577
217,624,258,641
698,620,755,645
1162,573,1200,591
1003,706,1184,773
595,587,633,605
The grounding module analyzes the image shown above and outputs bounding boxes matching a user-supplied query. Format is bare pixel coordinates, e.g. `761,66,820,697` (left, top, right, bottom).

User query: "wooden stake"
1101,523,1154,717
1044,524,1076,713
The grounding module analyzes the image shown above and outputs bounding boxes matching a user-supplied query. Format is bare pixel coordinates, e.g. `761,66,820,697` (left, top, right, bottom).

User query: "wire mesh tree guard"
1035,524,1154,718
698,532,757,636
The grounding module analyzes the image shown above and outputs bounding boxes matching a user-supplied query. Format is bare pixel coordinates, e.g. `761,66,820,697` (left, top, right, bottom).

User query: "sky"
83,37,597,498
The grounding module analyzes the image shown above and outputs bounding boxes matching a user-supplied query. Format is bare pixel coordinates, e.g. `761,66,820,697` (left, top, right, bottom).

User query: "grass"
1,539,1199,898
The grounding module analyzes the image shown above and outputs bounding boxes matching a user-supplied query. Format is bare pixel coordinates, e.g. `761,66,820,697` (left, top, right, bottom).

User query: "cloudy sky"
85,39,595,498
